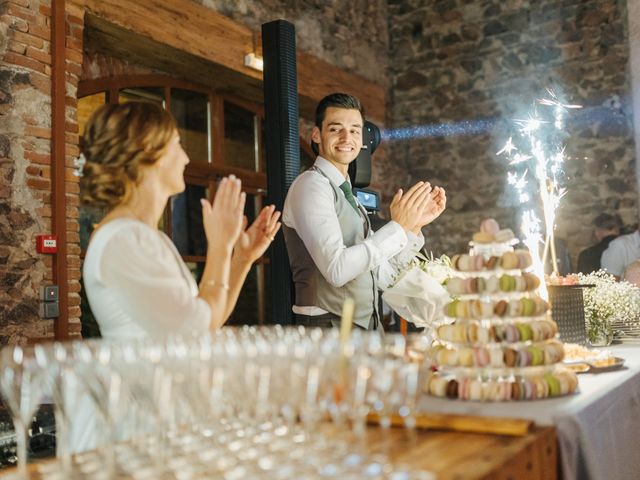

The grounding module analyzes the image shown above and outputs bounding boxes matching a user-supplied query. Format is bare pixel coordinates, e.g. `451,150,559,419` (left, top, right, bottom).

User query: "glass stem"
55,406,71,473
15,420,28,479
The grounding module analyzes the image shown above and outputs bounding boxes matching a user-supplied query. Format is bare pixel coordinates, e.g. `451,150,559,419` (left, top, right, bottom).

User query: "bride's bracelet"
202,279,230,292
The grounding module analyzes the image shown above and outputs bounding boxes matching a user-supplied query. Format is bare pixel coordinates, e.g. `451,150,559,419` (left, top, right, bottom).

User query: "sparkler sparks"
498,90,581,281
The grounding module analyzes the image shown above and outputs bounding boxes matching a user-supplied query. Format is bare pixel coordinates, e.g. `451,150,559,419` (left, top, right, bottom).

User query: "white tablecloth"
419,343,640,480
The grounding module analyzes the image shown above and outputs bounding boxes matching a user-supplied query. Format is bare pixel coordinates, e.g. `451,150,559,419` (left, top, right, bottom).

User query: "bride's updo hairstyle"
80,101,176,208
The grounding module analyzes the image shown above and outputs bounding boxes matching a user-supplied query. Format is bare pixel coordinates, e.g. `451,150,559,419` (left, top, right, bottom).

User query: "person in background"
601,223,640,280
623,259,640,287
282,93,446,330
73,101,281,452
577,213,622,274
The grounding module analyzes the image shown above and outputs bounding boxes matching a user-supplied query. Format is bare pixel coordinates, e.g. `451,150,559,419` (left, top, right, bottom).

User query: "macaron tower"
426,219,579,401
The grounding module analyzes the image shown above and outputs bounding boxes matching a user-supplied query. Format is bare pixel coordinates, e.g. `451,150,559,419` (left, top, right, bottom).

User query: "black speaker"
348,121,380,188
262,19,299,325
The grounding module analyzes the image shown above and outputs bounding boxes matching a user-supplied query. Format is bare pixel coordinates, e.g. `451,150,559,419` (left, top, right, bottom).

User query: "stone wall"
0,0,83,345
388,0,636,266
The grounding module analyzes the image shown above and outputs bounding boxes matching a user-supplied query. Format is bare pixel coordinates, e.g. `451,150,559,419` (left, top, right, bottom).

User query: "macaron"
516,322,533,341
505,324,519,343
473,231,495,244
446,379,459,399
480,218,500,235
514,275,527,292
504,347,517,367
495,228,515,242
469,379,484,401
521,298,535,316
429,377,448,397
515,250,532,269
459,348,474,367
545,373,561,397
485,275,499,293
523,273,540,291
485,256,499,270
494,300,508,316
500,274,516,292
489,348,504,367
501,251,519,270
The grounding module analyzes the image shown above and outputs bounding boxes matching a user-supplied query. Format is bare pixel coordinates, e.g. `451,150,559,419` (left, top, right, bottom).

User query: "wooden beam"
83,0,386,121
52,0,68,339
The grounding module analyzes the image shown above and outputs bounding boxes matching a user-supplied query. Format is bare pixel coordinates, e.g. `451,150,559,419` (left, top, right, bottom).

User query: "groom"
282,93,446,330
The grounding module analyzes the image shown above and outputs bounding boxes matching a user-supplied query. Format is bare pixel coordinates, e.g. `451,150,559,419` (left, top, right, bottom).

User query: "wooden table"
0,424,557,479
331,424,558,480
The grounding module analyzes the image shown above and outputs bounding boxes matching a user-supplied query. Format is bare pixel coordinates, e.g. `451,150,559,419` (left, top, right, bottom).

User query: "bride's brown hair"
80,102,176,208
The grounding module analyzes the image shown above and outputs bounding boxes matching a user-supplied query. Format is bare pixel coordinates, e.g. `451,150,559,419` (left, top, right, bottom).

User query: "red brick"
65,61,82,76
69,282,81,293
65,47,83,64
70,25,82,40
68,244,81,255
39,4,51,16
67,220,79,233
32,190,51,203
9,40,27,54
29,71,51,95
68,307,81,318
26,46,51,65
65,96,78,108
26,177,51,190
66,206,79,219
4,51,46,73
67,14,82,26
28,23,50,40
65,121,78,134
26,164,50,178
68,293,81,307
66,36,82,51
65,132,79,144
36,206,52,217
65,181,79,194
13,30,45,49
25,125,52,139
8,4,36,23
24,150,51,165
65,144,79,157
67,256,81,268
1,13,29,32
11,0,32,8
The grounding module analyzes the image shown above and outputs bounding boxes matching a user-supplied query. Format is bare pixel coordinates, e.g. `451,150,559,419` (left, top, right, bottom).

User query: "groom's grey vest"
283,167,378,329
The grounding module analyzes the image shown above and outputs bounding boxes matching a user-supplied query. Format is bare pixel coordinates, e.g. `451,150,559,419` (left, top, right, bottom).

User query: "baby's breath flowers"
574,270,640,344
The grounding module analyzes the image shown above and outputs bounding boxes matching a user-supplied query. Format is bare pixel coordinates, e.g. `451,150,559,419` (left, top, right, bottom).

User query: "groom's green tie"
339,181,359,213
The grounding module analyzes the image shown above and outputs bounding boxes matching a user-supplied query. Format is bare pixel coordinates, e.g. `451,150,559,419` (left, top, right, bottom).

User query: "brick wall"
0,0,84,344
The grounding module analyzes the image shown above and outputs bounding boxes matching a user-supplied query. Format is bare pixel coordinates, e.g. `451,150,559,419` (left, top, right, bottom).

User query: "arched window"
77,75,269,327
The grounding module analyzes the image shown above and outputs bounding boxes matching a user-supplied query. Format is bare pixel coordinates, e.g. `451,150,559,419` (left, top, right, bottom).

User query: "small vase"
587,316,614,347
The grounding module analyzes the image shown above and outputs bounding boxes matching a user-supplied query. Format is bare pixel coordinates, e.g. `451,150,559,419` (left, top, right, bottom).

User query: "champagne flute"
0,346,46,479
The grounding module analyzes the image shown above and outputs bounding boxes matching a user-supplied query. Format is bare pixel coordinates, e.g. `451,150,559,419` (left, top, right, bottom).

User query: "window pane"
171,89,210,165
77,93,106,137
226,264,260,326
224,101,257,171
119,87,164,105
171,184,208,257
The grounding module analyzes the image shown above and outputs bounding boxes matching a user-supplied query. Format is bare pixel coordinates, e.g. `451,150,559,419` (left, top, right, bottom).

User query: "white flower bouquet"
574,270,640,345
382,253,453,331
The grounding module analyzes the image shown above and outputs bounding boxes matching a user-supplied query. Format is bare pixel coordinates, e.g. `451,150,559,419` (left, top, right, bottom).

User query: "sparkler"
498,90,581,284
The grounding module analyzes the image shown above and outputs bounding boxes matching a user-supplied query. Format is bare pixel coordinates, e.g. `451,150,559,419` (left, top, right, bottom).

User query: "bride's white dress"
70,218,211,452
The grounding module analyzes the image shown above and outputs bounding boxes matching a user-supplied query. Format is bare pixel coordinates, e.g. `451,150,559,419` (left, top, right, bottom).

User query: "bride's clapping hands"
201,175,246,251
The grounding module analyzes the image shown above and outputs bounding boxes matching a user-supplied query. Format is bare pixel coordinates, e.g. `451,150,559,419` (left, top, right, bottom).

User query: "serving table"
0,424,557,480
419,343,640,480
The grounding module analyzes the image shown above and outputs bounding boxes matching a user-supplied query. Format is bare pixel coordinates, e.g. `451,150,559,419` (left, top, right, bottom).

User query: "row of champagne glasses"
0,326,434,479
